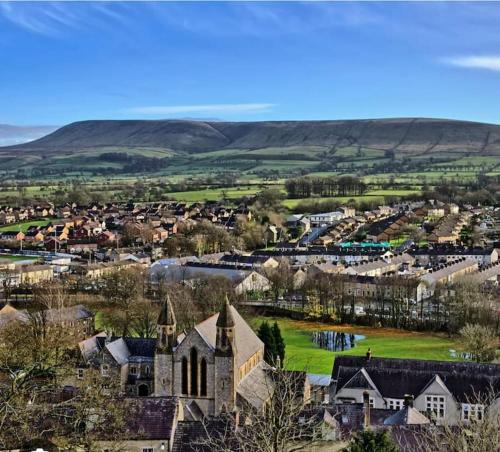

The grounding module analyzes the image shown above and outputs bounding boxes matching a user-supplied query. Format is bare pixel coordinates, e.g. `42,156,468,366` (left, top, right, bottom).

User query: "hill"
2,118,500,180
0,124,58,146
4,118,500,155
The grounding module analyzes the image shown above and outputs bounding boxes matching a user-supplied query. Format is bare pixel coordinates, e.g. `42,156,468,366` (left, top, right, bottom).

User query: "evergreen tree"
342,430,399,452
272,321,286,364
257,321,276,364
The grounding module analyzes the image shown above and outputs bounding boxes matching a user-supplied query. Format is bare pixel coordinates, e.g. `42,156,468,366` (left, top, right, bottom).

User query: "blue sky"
1,1,500,126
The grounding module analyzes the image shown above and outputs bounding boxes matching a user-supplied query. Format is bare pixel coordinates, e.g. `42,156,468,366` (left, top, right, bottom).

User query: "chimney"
403,394,414,408
363,391,371,429
105,329,112,344
366,348,372,360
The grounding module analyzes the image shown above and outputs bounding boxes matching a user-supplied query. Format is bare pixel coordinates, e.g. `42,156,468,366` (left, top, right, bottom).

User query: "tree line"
284,176,367,199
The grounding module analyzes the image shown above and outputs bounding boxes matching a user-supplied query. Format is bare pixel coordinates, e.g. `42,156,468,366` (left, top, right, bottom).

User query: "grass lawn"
0,219,52,233
248,316,461,375
0,253,39,262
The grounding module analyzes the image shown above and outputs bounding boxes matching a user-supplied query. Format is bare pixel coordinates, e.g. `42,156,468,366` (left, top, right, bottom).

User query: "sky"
1,1,500,126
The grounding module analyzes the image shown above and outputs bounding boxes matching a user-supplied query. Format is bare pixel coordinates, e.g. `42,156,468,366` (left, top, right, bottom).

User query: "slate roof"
172,419,231,452
120,397,178,440
79,334,155,364
236,361,273,409
332,356,500,403
193,305,263,368
383,406,430,425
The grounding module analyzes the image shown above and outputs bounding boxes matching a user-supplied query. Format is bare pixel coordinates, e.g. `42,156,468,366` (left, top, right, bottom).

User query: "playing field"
0,219,52,232
249,316,461,375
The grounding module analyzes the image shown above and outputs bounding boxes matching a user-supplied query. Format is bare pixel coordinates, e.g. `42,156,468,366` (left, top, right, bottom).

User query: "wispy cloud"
127,103,276,115
0,2,130,37
444,56,500,73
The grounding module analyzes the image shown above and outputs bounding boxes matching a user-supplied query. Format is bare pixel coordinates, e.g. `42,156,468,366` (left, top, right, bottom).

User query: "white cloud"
127,103,276,115
444,56,500,73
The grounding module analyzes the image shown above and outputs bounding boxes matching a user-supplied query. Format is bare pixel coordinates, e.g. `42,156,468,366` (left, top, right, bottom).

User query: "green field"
249,316,461,375
281,188,421,210
167,186,267,202
0,219,52,232
0,253,39,262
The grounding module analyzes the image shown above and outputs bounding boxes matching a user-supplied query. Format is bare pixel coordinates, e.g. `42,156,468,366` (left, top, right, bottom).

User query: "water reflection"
312,331,365,352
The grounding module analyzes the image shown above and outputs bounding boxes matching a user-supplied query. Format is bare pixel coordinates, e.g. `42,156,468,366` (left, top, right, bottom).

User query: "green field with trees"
250,316,462,374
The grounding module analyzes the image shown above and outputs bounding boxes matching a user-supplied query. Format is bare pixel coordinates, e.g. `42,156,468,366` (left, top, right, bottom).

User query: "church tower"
214,296,237,415
154,295,176,396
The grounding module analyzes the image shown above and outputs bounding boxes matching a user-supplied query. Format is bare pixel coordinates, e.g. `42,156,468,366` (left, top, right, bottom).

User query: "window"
145,365,151,376
130,366,137,375
369,397,374,408
142,448,154,452
190,347,198,396
200,358,207,396
426,395,446,419
77,368,84,380
462,403,484,421
101,364,109,377
181,357,188,395
387,399,404,410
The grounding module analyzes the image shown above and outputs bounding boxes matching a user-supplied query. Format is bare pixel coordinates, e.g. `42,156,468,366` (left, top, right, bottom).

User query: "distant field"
249,316,461,375
0,253,39,262
167,186,266,202
281,188,420,210
0,219,52,232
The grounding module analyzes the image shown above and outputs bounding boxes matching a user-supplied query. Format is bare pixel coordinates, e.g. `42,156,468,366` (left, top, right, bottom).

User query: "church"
78,296,270,418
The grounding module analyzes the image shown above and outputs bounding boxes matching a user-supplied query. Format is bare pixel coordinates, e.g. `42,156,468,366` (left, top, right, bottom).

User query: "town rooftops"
331,356,500,403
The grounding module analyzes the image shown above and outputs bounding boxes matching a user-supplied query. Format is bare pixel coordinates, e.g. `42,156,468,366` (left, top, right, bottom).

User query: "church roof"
237,361,273,410
194,305,263,368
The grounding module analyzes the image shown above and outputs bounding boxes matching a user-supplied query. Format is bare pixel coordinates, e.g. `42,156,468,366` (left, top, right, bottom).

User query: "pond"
312,330,366,352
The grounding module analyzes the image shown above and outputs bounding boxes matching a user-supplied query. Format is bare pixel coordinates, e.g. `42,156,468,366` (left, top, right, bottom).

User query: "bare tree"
459,323,497,363
414,390,500,452
199,365,322,452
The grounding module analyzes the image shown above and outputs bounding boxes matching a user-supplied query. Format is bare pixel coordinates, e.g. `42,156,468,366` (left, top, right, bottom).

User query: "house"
218,254,279,269
264,224,280,244
0,230,25,241
330,355,500,425
308,211,344,227
0,303,94,338
420,258,478,297
410,246,498,266
342,253,415,277
17,264,54,285
154,263,271,295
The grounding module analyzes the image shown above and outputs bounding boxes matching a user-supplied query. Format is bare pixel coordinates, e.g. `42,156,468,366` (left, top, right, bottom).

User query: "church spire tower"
214,296,237,415
154,295,176,396
157,294,177,351
216,295,236,355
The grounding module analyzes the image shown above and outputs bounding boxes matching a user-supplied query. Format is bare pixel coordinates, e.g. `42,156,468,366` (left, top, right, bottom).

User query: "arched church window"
181,357,188,395
190,348,198,396
200,358,207,396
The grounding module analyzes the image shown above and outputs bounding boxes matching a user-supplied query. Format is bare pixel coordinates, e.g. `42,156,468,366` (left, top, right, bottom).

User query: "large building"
330,355,500,425
78,297,269,418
